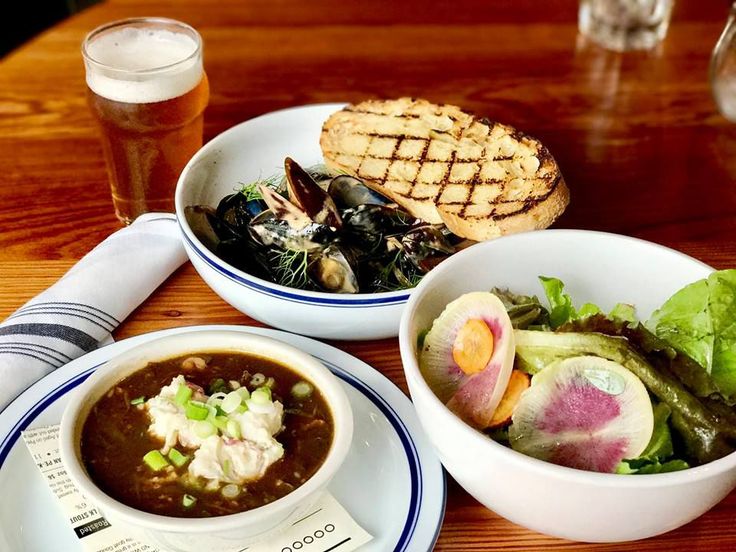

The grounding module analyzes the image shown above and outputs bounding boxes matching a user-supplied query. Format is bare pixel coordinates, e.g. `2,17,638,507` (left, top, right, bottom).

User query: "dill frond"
237,171,284,201
270,248,312,290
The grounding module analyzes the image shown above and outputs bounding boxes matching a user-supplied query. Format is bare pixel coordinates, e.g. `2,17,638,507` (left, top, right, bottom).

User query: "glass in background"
82,18,209,224
579,0,674,52
711,4,736,122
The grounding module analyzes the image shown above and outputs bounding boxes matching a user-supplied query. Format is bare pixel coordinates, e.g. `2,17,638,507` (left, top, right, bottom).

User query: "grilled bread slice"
320,98,568,241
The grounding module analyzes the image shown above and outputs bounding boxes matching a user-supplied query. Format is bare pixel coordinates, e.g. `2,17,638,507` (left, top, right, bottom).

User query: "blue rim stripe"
0,358,426,551
180,226,411,308
323,361,422,552
0,365,97,467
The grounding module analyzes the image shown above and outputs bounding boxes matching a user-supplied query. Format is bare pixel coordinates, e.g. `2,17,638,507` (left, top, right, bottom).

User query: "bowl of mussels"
175,104,463,340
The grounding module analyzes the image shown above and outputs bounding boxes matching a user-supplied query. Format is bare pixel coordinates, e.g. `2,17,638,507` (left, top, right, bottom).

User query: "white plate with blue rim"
0,325,445,551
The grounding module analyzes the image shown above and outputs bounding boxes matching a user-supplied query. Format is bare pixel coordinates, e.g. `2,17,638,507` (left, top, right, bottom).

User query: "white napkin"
0,213,187,411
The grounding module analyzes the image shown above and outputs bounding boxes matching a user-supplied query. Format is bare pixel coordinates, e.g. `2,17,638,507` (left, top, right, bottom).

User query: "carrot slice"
452,319,494,375
488,370,531,428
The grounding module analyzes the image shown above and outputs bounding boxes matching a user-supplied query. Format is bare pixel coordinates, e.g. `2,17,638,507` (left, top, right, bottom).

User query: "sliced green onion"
194,420,217,439
236,387,250,401
221,391,242,414
264,376,276,389
205,404,218,419
143,450,169,471
130,396,145,406
226,419,242,439
185,401,209,421
290,381,313,399
175,384,193,406
221,484,240,499
251,387,271,404
182,494,197,508
250,373,266,387
207,392,227,406
168,448,190,468
228,380,241,390
223,459,232,477
235,404,248,414
211,415,228,431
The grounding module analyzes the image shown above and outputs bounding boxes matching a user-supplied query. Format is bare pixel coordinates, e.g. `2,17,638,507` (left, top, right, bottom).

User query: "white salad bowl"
399,229,736,542
175,103,409,340
59,330,353,552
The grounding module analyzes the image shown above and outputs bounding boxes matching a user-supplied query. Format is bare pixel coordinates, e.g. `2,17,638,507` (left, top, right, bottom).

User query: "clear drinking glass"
711,3,736,122
82,18,209,224
578,0,674,52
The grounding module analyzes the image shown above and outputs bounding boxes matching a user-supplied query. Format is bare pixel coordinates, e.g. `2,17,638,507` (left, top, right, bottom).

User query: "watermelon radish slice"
420,292,516,429
508,356,654,473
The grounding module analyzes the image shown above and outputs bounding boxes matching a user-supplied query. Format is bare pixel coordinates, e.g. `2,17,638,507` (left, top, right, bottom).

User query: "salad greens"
496,270,736,472
491,288,549,330
538,276,638,328
648,270,736,405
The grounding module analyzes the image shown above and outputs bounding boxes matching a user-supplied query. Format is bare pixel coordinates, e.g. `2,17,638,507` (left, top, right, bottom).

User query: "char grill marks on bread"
320,98,569,241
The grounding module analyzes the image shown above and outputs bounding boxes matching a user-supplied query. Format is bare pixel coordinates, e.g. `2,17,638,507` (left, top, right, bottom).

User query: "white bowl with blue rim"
175,104,410,340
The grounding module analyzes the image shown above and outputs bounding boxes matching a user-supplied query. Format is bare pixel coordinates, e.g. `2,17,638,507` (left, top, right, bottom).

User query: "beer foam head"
85,26,202,104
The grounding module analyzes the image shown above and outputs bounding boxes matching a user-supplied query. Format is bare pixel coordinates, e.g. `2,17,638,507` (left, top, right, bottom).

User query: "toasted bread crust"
320,98,568,240
438,176,569,240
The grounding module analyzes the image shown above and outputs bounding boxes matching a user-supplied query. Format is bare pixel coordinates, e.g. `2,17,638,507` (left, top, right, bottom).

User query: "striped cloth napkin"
0,213,188,411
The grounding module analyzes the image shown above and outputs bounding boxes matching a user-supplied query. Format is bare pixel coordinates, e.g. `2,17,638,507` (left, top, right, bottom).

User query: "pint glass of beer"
82,18,209,223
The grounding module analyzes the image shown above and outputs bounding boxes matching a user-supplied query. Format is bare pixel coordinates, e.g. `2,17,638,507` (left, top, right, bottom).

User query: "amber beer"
83,18,209,223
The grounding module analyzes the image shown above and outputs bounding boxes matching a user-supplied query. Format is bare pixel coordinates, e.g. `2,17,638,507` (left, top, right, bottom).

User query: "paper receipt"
22,425,372,552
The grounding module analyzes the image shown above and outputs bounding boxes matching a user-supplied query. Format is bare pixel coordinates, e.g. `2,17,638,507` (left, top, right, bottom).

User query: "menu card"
23,425,372,552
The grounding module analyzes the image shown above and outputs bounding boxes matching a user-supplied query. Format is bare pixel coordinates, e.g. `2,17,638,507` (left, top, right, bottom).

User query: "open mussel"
305,164,333,185
342,204,416,249
185,205,221,251
308,245,359,293
185,205,240,250
215,192,267,234
248,210,336,253
284,157,342,229
402,224,456,272
258,184,314,230
187,154,463,294
185,205,273,280
327,175,389,209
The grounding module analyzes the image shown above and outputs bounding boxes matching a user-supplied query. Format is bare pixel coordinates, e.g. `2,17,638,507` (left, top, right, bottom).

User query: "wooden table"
2,0,735,549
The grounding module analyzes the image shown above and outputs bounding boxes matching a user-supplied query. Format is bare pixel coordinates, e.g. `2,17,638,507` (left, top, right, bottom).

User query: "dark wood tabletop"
2,0,736,550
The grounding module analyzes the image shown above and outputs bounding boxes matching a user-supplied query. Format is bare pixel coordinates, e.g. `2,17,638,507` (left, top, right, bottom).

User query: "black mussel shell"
249,211,337,252
343,204,417,247
216,238,273,281
185,205,241,251
327,175,389,209
308,245,359,293
284,157,342,229
216,193,267,234
401,224,456,272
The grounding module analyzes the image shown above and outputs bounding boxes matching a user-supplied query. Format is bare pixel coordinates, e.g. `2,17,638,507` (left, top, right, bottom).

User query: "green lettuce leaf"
577,303,601,318
491,287,549,330
538,277,638,329
617,402,690,474
638,402,675,462
609,303,637,323
647,269,736,404
617,459,689,474
539,276,576,328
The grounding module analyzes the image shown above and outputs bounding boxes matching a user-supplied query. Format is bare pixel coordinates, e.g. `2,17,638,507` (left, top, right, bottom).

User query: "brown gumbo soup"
81,352,334,517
